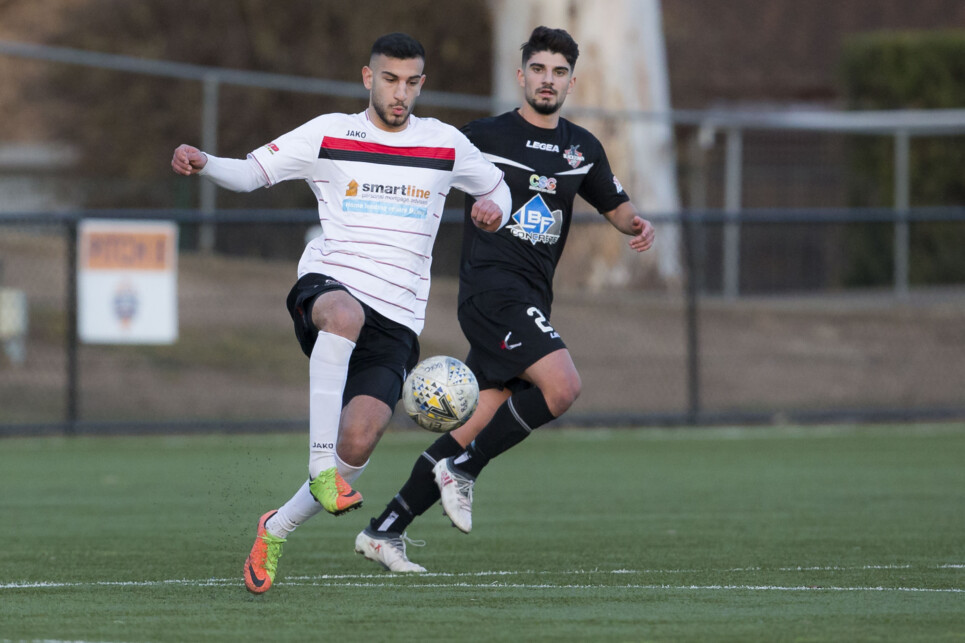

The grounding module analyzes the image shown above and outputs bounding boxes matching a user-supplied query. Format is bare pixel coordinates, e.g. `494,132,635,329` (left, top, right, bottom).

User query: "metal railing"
2,208,965,435
4,38,965,292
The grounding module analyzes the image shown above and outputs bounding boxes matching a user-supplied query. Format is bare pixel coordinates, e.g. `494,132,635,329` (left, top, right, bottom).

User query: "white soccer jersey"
248,111,503,335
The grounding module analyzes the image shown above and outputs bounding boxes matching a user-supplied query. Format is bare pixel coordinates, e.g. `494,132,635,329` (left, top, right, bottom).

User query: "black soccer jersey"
458,110,630,309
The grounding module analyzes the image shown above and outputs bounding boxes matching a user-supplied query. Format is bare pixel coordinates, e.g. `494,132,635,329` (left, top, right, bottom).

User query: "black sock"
453,386,555,479
370,432,463,534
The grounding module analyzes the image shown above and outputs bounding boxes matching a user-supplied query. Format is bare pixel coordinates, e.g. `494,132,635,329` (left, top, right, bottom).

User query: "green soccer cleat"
309,467,363,516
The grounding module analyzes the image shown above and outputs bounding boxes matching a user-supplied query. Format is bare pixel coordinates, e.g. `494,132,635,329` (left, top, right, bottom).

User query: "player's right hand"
470,198,504,232
171,144,207,175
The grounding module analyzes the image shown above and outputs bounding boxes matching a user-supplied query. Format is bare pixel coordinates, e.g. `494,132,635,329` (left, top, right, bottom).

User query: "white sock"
266,480,321,539
307,330,355,479
335,452,368,485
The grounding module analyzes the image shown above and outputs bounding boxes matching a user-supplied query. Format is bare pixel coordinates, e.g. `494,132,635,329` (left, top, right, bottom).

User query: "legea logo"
526,140,559,152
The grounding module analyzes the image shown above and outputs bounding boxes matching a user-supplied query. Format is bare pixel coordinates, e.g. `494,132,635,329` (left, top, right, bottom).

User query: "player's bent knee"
548,374,581,416
313,294,364,340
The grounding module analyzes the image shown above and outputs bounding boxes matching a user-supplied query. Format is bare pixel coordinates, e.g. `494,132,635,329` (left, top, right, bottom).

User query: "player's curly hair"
521,26,579,69
371,32,426,63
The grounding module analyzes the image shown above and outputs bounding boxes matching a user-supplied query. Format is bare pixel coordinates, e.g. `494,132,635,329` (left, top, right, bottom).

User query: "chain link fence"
2,209,964,436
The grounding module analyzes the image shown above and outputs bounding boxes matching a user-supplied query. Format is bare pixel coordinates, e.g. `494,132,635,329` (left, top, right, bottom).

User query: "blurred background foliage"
840,30,965,285
2,0,494,207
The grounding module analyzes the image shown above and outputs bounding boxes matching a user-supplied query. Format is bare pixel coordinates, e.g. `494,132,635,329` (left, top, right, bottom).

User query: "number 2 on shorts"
527,306,560,339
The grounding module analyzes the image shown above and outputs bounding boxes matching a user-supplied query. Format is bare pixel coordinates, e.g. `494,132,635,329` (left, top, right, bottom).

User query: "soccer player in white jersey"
171,33,511,593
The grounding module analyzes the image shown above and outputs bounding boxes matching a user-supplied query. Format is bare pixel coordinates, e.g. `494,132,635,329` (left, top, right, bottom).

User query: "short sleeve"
578,140,631,214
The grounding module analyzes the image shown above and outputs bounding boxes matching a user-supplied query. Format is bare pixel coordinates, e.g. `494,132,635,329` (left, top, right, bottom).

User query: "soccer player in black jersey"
354,26,655,571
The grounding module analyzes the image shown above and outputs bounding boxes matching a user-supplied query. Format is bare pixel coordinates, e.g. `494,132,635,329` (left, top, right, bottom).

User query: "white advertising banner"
78,219,178,344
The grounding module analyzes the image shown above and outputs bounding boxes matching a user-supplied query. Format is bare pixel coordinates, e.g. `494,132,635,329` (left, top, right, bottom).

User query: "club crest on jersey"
507,194,562,246
563,145,584,169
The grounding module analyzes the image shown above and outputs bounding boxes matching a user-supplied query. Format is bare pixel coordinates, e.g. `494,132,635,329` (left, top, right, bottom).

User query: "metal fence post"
683,210,701,424
723,127,743,300
687,124,714,295
894,130,910,298
66,218,79,435
199,74,219,253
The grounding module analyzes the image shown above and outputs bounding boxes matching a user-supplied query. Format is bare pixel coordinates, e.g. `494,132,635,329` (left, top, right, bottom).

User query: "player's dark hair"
371,32,426,63
521,26,579,69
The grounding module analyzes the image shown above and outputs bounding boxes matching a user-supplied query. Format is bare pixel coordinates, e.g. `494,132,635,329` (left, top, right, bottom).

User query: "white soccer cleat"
433,457,474,533
354,528,427,573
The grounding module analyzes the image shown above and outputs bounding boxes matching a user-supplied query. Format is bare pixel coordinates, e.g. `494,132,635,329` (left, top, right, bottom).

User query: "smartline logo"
361,183,430,199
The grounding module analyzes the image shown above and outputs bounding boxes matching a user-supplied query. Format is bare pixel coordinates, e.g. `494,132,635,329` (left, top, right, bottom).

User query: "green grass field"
1,424,963,642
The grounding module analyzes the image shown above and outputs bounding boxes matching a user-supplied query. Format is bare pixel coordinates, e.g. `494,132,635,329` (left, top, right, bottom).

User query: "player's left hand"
628,216,655,252
471,198,504,232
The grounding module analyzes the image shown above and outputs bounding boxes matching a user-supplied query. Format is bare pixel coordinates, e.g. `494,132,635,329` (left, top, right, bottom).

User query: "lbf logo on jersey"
507,195,562,246
563,145,584,169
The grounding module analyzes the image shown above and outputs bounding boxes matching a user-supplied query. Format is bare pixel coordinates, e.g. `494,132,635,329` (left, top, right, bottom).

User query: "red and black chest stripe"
319,137,455,171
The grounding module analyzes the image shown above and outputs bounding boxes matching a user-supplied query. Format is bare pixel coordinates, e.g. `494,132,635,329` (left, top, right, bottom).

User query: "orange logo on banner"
84,232,170,271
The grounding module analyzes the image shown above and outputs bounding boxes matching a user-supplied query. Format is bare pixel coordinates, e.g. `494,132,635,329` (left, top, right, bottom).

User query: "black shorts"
287,273,420,408
457,289,567,391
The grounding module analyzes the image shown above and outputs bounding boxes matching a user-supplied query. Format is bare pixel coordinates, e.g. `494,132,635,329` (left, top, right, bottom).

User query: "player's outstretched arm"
171,145,268,193
604,202,655,252
171,144,207,176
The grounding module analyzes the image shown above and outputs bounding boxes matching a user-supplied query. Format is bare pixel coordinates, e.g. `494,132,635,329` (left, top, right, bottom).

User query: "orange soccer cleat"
243,510,286,594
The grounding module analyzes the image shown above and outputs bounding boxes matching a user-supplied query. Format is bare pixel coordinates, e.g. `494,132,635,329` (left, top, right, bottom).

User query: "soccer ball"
402,355,479,432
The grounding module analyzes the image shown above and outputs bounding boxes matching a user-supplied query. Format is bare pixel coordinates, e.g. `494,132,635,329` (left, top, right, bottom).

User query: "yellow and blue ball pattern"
402,355,479,432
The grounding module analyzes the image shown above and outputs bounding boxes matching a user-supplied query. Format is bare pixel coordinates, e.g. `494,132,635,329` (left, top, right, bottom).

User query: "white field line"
2,579,962,593
264,582,965,593
2,565,962,592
